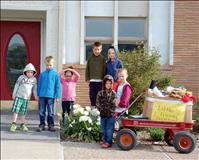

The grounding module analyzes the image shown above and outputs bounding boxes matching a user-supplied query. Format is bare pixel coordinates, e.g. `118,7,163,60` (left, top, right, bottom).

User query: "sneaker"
36,126,45,132
10,123,17,132
20,123,29,132
48,126,56,132
102,143,110,148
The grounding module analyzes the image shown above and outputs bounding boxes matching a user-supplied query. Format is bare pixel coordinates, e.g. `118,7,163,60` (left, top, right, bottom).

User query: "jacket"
12,63,37,100
37,68,61,99
106,48,123,82
96,89,117,117
59,69,80,101
85,54,106,81
114,81,133,108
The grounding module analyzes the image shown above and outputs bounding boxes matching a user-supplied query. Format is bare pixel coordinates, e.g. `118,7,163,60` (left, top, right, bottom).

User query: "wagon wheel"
116,129,137,151
164,131,173,146
173,131,196,154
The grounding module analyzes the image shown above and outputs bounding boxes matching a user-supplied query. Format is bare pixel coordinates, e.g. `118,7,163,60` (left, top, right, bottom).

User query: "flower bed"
60,104,101,142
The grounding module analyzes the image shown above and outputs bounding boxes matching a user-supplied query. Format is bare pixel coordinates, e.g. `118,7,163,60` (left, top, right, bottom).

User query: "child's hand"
12,96,15,100
55,98,59,102
66,68,73,72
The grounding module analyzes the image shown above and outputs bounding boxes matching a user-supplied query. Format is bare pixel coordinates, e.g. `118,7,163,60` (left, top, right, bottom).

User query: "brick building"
1,1,199,107
172,1,199,97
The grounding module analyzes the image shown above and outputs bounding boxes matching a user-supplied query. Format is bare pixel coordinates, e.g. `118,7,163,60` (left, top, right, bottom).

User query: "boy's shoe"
48,126,56,132
36,126,45,132
102,143,111,148
10,123,17,132
20,123,29,132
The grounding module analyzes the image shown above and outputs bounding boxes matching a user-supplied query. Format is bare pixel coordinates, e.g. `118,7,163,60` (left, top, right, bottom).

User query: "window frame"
118,17,148,46
84,17,148,62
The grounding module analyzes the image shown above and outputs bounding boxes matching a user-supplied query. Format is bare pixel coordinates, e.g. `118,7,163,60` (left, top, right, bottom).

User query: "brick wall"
173,1,199,97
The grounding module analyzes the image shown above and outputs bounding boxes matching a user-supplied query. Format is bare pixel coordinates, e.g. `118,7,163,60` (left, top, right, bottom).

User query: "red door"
0,21,40,100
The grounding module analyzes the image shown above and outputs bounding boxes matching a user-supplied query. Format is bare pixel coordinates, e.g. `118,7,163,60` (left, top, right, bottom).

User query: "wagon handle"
116,91,145,121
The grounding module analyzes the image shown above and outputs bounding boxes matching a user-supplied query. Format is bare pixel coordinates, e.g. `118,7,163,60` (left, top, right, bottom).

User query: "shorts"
11,97,29,115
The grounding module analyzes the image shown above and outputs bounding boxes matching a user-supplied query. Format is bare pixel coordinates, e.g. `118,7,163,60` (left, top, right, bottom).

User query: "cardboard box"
143,96,192,123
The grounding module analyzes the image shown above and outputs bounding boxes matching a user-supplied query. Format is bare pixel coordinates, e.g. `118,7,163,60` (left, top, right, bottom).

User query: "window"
86,18,113,37
6,34,27,90
119,18,145,38
85,17,113,61
118,18,146,52
84,17,147,61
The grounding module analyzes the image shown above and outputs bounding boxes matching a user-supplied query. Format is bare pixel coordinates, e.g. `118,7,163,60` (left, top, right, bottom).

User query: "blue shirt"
37,68,61,98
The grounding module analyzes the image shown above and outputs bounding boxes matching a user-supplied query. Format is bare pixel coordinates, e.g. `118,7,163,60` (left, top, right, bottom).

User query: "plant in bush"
118,46,174,114
61,105,101,142
148,128,165,141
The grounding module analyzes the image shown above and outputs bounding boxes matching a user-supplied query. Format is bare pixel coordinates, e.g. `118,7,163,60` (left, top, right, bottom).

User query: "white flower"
91,108,100,116
71,120,75,124
73,109,78,115
88,118,92,124
96,121,100,125
85,106,91,111
87,127,92,131
73,104,80,109
79,116,93,124
69,124,73,127
97,117,100,122
73,107,85,115
83,111,89,116
79,116,88,122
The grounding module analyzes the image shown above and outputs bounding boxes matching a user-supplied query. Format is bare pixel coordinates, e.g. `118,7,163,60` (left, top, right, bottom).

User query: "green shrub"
148,128,165,141
118,46,174,114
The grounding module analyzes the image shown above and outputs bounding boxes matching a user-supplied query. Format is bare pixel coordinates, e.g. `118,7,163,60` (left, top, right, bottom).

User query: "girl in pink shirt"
59,66,80,121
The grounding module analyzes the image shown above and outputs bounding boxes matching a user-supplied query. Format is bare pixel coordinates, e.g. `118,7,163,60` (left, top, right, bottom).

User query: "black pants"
89,82,102,106
62,101,74,122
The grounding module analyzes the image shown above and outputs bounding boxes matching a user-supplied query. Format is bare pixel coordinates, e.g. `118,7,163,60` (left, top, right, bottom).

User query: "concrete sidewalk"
1,110,63,160
1,110,199,160
62,140,199,160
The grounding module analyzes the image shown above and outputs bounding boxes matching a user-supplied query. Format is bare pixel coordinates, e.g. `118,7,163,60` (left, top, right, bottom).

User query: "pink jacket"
114,81,133,108
59,69,80,101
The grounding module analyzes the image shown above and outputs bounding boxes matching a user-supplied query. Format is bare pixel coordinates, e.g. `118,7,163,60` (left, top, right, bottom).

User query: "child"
106,46,123,82
114,68,133,114
85,41,106,107
59,66,80,122
10,63,38,132
96,75,117,148
37,56,61,132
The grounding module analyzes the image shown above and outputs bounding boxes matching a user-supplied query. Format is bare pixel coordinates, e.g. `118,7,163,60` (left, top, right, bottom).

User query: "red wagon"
115,93,197,154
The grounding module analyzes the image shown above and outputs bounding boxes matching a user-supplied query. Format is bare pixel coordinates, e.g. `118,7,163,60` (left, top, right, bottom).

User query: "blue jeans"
39,97,55,127
100,116,115,145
